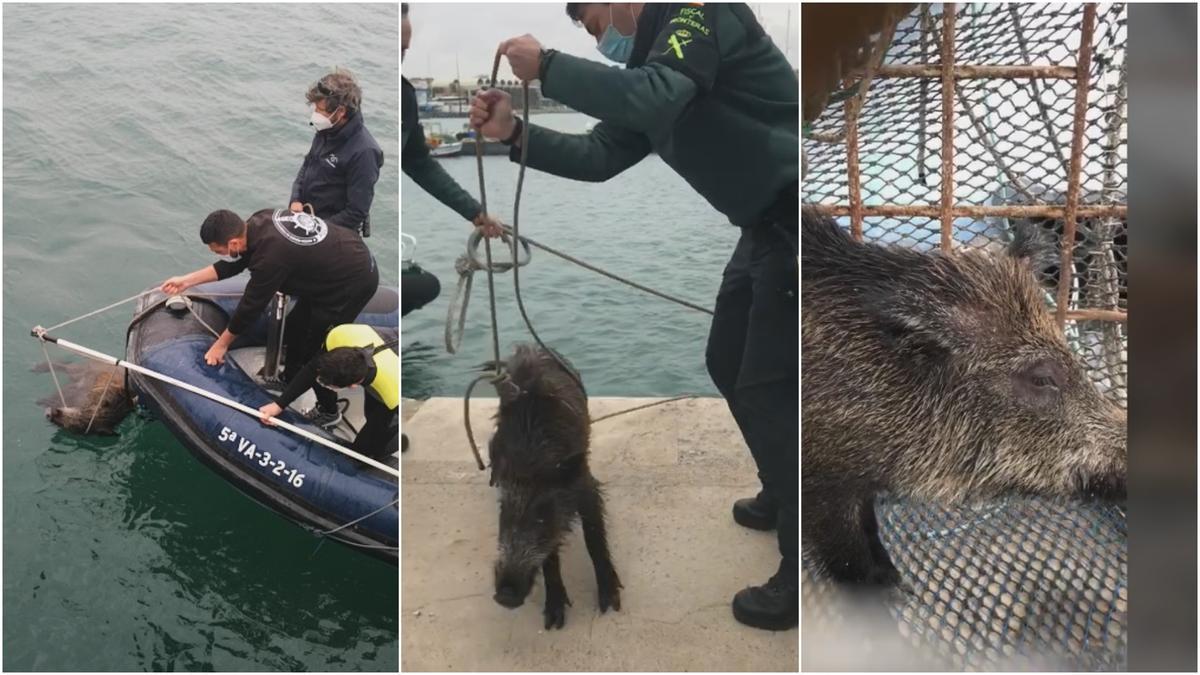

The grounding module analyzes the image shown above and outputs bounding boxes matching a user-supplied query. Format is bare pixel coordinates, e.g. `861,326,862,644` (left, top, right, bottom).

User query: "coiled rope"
456,59,712,471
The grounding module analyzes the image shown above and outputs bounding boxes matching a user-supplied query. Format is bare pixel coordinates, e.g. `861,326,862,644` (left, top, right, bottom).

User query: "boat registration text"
218,426,306,488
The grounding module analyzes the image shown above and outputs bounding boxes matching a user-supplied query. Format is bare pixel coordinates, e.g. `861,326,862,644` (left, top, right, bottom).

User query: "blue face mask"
597,5,635,64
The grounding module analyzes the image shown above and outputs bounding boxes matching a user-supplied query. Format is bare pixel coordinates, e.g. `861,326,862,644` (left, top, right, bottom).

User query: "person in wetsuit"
161,208,380,428
469,3,799,631
289,69,384,236
258,324,399,460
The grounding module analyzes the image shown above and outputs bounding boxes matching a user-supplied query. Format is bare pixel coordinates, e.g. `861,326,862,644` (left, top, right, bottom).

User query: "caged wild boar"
485,344,622,629
800,208,1126,587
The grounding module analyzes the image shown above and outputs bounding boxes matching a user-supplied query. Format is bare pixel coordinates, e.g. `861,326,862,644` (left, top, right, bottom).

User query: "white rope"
44,290,153,332
184,298,222,339
40,340,67,408
83,364,122,435
318,497,399,536
34,332,400,479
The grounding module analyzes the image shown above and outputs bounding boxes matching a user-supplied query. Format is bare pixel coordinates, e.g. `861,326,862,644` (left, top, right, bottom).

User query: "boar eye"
1031,374,1058,389
1017,359,1065,400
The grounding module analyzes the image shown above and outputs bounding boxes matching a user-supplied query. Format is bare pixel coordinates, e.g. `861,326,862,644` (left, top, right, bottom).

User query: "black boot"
732,490,778,531
732,560,798,631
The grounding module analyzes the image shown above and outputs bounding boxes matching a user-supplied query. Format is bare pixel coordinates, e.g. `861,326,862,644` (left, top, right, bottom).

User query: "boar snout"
493,564,537,609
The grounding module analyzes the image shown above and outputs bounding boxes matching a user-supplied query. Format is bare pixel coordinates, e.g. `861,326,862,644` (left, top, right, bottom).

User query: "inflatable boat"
124,278,399,563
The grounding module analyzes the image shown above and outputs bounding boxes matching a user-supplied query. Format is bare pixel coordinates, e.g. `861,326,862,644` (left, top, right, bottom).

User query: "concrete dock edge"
401,396,798,671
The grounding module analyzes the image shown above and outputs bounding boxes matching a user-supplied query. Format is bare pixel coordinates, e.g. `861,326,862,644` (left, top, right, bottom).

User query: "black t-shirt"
213,209,378,335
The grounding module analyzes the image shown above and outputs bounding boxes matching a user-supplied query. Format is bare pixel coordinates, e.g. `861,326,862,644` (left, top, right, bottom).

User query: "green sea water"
4,4,399,670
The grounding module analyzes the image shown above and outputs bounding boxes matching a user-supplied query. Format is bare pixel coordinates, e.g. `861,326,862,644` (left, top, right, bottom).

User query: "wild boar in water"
35,360,133,436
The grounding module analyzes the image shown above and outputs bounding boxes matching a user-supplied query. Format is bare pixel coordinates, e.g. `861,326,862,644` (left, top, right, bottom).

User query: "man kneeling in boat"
256,324,399,460
160,209,379,428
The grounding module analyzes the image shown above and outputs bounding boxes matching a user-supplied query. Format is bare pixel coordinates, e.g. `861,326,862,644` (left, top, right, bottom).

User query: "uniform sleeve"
540,52,698,135
646,4,720,91
274,359,319,409
402,122,484,222
290,138,316,204
228,261,287,336
507,120,651,182
212,257,249,280
326,148,381,229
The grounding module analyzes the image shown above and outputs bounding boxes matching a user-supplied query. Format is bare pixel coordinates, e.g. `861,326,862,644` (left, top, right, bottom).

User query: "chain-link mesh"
803,3,1127,406
802,497,1127,671
801,5,1128,670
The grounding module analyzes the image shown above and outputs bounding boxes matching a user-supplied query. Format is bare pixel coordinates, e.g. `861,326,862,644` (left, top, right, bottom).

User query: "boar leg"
578,486,623,613
805,487,899,587
542,551,571,630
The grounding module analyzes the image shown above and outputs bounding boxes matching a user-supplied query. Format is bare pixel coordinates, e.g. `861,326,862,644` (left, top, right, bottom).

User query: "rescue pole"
31,326,400,480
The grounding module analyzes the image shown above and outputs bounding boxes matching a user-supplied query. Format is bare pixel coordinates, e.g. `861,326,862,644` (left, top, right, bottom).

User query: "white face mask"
309,106,335,131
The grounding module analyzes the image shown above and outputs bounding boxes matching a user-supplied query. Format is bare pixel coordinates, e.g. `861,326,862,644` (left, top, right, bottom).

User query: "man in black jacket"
161,209,379,427
290,69,384,236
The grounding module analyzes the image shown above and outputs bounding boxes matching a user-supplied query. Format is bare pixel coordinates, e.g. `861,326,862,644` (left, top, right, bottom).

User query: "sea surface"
3,4,399,670
400,112,739,400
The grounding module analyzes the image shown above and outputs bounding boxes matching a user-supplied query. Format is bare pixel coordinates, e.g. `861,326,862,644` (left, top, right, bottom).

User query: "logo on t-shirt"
325,153,339,168
272,209,329,246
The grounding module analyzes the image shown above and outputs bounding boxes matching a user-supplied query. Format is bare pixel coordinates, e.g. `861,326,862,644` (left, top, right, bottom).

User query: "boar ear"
866,292,959,362
1008,219,1059,271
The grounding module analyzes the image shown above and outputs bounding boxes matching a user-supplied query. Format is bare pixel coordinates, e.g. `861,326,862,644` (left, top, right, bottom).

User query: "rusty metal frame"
820,3,1125,328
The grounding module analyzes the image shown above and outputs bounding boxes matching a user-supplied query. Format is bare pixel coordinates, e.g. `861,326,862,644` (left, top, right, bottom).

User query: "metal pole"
876,64,1077,79
33,330,400,480
939,4,957,251
1055,3,1097,330
810,203,1126,219
845,76,864,240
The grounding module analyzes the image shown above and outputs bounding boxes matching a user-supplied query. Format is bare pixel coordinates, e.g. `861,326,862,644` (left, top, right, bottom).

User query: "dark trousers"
283,264,380,411
353,393,399,459
401,265,441,316
705,221,799,577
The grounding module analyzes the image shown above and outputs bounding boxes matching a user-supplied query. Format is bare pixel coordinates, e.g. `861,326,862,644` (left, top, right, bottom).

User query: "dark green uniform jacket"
512,3,798,228
402,76,483,222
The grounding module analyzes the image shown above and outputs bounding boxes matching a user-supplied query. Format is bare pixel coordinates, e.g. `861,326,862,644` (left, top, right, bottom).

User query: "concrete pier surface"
401,396,798,672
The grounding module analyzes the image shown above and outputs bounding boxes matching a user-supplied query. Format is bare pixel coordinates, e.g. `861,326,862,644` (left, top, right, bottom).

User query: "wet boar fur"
486,343,622,629
35,361,132,436
801,208,1126,587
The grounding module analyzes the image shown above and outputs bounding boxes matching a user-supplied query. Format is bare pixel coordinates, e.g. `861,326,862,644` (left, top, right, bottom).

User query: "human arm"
204,329,237,366
402,121,485,222
161,265,220,295
206,263,285,367
258,402,284,425
513,118,652,182
325,149,382,230
226,261,287,337
469,89,651,182
290,138,315,205
538,54,699,136
272,359,320,411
